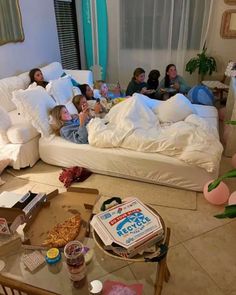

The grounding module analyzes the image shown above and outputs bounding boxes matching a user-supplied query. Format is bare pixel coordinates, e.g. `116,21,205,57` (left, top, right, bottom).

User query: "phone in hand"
96,98,100,103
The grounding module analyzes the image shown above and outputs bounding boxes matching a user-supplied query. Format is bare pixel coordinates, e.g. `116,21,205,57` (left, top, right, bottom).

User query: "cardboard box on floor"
0,187,99,249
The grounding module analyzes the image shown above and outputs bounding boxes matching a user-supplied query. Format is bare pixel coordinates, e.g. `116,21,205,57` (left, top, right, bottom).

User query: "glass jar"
64,241,87,288
45,248,62,274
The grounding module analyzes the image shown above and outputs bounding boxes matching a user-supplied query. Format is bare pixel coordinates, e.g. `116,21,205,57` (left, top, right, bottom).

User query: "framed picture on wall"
224,0,236,4
220,9,236,38
0,0,24,45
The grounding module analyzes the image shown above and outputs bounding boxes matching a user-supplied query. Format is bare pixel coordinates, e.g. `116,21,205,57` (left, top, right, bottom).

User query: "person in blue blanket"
50,101,90,144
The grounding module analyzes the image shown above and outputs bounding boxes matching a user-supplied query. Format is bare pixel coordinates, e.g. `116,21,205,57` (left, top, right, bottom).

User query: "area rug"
7,161,197,210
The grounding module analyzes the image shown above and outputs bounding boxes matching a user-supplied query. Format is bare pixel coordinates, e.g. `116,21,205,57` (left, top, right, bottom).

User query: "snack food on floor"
42,214,81,248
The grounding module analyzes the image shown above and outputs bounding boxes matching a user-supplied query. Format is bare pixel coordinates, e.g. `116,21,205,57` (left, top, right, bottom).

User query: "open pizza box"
0,187,99,250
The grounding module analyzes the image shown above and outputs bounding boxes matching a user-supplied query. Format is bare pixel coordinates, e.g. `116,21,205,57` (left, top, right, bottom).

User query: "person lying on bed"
29,68,48,88
72,94,106,118
50,104,90,144
77,85,108,117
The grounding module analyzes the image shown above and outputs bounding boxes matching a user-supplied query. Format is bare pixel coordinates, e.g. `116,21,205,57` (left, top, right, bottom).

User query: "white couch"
0,62,93,169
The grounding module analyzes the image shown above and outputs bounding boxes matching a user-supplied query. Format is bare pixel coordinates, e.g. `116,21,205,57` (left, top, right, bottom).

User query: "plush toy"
59,166,92,188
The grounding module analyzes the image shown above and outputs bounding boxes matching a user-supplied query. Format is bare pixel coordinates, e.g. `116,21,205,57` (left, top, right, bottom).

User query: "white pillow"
155,93,195,123
0,106,11,144
41,62,64,81
46,76,74,104
12,87,56,137
66,101,78,115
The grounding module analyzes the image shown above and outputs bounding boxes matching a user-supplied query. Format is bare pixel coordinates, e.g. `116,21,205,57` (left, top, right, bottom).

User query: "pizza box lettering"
23,187,99,249
91,198,164,254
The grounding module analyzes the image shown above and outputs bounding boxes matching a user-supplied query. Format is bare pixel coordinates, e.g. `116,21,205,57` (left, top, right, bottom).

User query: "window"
54,0,81,69
120,0,207,50
0,0,24,45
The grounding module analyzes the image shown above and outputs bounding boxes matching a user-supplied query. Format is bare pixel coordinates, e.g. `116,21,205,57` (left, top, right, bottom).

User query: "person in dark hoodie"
126,68,155,96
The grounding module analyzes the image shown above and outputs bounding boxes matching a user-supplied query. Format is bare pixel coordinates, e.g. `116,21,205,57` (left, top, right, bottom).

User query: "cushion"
12,87,56,137
7,123,39,144
41,62,64,82
0,76,25,112
65,69,93,86
0,158,10,186
61,72,80,87
0,106,12,144
18,71,31,88
155,93,195,123
65,101,78,115
46,76,74,104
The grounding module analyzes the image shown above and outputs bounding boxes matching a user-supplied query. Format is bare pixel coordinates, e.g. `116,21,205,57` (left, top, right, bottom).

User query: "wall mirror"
220,9,236,38
0,0,24,45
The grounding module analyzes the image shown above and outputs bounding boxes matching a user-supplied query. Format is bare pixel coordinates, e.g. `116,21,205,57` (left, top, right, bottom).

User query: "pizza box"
22,187,99,249
91,198,164,255
0,191,47,235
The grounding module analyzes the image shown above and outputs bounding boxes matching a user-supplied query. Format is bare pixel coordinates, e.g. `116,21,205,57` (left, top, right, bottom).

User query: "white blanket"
87,94,223,172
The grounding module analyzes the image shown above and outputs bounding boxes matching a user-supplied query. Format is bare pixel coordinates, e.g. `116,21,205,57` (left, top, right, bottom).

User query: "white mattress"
39,105,220,192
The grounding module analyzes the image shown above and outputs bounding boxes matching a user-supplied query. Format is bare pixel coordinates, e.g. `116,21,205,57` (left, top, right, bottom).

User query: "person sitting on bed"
126,68,156,97
158,64,191,100
29,68,48,88
50,104,90,144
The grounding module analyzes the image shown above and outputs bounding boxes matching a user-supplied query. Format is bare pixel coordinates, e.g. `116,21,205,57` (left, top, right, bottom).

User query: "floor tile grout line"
182,242,227,294
177,219,236,244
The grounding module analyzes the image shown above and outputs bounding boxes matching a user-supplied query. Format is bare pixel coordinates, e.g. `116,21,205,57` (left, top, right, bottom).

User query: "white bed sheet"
39,107,220,192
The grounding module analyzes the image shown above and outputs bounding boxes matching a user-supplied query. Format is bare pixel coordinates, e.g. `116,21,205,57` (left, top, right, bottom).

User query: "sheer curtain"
106,0,213,88
0,0,24,45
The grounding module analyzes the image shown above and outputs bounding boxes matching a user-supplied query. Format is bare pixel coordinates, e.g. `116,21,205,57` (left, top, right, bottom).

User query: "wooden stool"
155,227,171,295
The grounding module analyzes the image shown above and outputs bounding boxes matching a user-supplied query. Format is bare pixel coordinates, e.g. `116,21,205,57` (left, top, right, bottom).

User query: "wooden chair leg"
164,265,170,282
154,227,171,295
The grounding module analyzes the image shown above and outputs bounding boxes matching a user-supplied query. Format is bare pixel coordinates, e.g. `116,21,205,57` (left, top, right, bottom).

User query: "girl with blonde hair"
50,103,90,144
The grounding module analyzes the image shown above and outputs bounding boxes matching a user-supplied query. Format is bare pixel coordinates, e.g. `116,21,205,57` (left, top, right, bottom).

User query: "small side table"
202,80,229,102
93,209,170,295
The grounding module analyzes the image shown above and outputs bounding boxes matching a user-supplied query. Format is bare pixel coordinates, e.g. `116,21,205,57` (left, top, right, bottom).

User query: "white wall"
0,0,61,79
206,1,236,80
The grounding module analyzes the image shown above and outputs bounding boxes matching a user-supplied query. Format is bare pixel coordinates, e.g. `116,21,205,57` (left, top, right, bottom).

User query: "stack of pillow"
12,73,81,138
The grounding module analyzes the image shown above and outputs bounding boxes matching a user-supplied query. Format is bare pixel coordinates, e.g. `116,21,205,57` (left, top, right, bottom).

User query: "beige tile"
184,221,236,294
151,201,231,244
0,177,34,194
86,244,129,280
7,161,63,187
219,156,236,193
73,173,197,210
129,244,224,295
196,192,227,215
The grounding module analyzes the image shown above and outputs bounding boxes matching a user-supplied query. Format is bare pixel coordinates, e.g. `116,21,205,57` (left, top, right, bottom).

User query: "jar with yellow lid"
45,248,62,274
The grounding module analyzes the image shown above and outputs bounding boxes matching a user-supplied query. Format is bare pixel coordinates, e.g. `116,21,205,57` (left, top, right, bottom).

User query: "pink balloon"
203,181,230,205
228,191,236,205
218,107,226,121
232,154,236,168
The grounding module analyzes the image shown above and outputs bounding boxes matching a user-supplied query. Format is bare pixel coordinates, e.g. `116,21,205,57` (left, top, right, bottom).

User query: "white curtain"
106,0,213,88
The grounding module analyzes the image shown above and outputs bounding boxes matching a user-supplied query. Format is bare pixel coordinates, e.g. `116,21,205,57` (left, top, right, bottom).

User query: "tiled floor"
0,155,236,295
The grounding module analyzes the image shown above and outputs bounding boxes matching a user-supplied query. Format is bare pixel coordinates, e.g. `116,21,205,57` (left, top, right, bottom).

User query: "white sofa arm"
64,69,93,87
